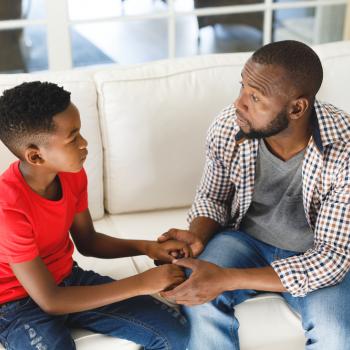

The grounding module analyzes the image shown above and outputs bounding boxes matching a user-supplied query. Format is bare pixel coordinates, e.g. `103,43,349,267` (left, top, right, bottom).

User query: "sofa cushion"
315,41,350,112
0,71,104,220
94,53,250,214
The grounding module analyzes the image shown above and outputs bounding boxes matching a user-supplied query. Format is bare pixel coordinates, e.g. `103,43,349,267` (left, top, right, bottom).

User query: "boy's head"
0,81,88,172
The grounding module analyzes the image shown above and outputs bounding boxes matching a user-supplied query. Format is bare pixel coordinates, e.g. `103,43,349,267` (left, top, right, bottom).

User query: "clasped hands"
152,228,230,306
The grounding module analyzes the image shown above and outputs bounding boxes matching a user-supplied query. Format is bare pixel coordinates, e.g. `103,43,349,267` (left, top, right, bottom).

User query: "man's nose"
234,93,248,112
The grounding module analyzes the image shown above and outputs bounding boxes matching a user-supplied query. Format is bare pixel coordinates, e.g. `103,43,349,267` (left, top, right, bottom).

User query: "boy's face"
38,102,88,173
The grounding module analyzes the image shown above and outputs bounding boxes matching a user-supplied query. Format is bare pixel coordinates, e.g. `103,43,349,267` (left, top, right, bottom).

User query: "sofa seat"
0,209,305,350
72,208,305,350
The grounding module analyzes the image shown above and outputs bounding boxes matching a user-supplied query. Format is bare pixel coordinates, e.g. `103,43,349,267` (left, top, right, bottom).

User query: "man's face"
39,103,88,173
234,59,292,139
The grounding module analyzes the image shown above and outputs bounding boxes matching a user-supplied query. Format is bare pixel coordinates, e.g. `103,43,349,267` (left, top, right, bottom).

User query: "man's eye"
251,94,259,102
239,81,244,88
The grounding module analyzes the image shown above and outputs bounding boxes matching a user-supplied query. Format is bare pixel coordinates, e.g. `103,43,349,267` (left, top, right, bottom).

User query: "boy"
0,81,190,350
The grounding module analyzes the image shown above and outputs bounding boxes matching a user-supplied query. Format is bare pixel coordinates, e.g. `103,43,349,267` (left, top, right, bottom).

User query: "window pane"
0,0,46,21
175,0,264,11
25,0,46,19
71,19,168,67
68,0,168,21
273,0,316,3
176,12,263,57
274,4,346,45
0,26,48,73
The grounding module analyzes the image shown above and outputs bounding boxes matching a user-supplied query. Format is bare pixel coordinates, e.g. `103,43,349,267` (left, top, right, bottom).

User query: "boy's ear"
24,145,45,166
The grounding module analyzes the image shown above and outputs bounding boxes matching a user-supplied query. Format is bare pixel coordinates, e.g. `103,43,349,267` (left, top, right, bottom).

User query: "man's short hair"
252,40,323,97
0,81,71,157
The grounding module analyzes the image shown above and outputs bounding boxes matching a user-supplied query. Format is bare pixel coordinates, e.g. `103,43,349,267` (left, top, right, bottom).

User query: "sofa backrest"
0,71,104,220
94,52,249,214
94,41,350,214
1,41,350,217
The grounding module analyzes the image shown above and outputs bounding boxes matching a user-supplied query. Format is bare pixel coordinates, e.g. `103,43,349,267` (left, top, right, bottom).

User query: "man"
159,40,350,349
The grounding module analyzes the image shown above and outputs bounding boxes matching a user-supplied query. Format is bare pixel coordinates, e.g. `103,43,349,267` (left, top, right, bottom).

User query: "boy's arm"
70,209,191,261
10,256,184,315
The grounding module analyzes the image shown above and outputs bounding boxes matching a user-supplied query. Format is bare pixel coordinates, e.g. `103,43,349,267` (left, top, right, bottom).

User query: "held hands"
138,264,186,295
161,258,229,306
157,228,205,257
144,240,193,264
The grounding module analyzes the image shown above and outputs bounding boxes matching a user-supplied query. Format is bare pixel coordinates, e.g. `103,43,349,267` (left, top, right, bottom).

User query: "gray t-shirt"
240,139,314,252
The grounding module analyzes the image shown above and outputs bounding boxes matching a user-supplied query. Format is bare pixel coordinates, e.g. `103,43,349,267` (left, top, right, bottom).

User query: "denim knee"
146,321,189,350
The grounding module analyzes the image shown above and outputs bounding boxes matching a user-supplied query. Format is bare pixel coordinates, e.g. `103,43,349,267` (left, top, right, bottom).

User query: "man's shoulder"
208,104,239,141
315,100,350,144
316,100,350,118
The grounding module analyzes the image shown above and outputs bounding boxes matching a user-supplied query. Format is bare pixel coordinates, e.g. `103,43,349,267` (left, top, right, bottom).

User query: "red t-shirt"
0,161,88,304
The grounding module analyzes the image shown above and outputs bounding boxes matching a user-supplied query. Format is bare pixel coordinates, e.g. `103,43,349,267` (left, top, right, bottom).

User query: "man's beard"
240,108,289,139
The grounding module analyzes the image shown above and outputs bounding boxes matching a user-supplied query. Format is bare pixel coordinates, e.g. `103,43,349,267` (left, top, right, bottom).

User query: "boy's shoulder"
0,162,28,211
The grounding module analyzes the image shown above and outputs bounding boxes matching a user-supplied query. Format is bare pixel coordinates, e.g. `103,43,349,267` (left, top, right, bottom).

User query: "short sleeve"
0,208,39,264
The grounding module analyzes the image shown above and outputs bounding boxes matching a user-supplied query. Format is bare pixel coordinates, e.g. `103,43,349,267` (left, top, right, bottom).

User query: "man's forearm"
189,216,222,246
223,266,286,293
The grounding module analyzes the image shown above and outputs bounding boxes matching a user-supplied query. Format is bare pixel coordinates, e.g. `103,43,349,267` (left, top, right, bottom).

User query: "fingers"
157,228,178,242
165,240,192,258
182,245,193,258
172,258,198,270
155,250,175,263
161,278,192,299
157,232,169,242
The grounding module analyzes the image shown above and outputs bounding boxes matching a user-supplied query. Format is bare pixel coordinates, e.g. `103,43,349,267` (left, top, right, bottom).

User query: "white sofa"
1,40,350,350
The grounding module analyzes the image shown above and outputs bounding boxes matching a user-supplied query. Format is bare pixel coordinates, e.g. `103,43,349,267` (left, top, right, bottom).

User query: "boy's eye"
70,136,78,143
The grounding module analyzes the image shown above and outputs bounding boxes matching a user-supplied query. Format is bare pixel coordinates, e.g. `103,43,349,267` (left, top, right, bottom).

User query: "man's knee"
299,280,350,350
198,230,266,269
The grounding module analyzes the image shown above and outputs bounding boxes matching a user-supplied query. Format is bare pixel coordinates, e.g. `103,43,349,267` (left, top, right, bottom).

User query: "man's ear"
289,97,310,120
24,145,44,166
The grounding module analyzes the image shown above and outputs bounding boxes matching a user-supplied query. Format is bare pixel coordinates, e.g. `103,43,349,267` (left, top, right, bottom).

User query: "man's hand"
138,264,186,295
160,258,229,306
143,240,192,263
158,228,205,257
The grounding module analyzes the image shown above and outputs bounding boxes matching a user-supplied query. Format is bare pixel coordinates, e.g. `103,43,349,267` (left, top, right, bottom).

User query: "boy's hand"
144,240,193,264
158,228,204,257
138,264,186,295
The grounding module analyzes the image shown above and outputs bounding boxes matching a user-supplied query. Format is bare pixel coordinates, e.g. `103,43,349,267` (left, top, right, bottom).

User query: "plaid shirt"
188,100,350,297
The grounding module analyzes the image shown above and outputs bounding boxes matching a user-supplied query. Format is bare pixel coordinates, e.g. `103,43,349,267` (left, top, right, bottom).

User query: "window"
0,0,348,72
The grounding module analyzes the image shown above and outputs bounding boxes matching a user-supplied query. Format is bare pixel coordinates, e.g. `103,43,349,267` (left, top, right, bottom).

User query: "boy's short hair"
0,81,71,158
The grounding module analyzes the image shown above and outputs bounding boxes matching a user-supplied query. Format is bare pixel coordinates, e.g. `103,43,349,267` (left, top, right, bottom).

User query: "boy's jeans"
184,230,350,350
0,264,189,350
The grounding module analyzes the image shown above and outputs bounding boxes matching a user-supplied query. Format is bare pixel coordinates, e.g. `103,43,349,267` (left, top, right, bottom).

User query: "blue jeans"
0,264,189,350
183,230,350,350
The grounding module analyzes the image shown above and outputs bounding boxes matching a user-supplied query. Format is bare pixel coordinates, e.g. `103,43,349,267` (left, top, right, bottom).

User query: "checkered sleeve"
187,109,236,226
271,162,350,297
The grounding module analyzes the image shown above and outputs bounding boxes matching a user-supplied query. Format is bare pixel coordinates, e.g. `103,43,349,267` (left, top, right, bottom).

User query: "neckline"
259,139,305,168
14,161,66,206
